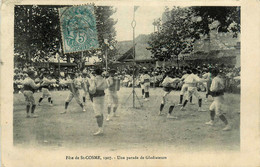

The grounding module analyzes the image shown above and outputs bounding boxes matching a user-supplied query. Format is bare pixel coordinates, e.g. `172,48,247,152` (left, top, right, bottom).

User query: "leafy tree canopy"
147,6,240,61
14,5,118,65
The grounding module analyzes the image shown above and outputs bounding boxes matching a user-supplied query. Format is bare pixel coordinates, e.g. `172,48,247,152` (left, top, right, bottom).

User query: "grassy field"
13,87,240,151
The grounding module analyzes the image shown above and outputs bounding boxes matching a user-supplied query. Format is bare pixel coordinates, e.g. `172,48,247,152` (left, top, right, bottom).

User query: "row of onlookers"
13,64,240,94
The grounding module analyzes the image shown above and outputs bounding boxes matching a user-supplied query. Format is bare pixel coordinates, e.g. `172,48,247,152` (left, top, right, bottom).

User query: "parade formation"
13,5,240,149
17,64,236,135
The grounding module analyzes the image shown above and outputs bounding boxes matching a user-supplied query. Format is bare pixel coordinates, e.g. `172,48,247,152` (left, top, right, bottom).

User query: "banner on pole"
59,5,99,53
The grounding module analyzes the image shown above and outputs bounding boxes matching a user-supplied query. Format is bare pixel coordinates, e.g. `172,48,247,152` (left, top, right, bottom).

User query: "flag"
134,6,139,12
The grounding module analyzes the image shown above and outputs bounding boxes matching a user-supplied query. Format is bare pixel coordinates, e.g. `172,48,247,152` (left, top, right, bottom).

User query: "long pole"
58,53,60,75
81,51,84,70
105,45,108,72
59,42,63,76
132,7,137,108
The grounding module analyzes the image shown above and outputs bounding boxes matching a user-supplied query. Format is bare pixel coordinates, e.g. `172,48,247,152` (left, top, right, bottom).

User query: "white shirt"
91,75,108,91
210,76,225,92
184,74,201,84
22,77,40,89
141,74,150,83
162,76,180,87
202,72,211,82
42,77,55,86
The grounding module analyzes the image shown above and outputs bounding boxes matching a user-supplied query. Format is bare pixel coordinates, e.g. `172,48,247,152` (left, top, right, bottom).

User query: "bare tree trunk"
67,55,70,63
27,50,31,64
204,33,211,53
177,55,179,69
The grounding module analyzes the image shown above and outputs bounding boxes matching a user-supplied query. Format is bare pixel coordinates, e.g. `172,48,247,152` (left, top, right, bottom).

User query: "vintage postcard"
1,0,260,166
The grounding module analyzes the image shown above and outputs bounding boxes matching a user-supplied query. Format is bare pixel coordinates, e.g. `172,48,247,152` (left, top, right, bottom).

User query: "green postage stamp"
59,5,99,53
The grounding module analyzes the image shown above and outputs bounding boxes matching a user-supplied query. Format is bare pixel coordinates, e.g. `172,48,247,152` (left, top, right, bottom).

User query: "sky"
112,6,165,42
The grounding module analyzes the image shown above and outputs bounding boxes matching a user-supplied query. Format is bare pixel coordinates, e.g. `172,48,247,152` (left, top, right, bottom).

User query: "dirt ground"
13,87,240,152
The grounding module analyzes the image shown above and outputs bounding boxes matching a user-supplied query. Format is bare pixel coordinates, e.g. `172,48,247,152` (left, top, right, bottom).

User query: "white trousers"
209,95,224,116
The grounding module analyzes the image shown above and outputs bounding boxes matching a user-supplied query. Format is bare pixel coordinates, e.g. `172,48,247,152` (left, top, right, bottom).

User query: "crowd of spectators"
117,64,241,93
13,63,241,94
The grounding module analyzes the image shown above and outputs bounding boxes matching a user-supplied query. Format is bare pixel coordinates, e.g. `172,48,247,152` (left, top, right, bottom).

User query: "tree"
14,5,118,66
147,6,240,64
191,7,240,38
147,7,196,64
152,18,161,33
91,6,118,66
14,5,65,63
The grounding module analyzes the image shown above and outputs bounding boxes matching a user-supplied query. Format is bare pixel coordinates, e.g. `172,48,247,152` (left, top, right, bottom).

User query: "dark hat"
165,70,171,76
109,69,117,74
82,72,88,76
187,70,192,74
27,70,35,77
68,72,76,77
94,68,103,75
14,68,19,73
192,68,197,73
211,68,219,76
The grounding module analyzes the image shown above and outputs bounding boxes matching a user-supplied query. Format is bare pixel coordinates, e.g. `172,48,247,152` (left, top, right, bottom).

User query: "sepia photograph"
13,4,241,150
1,0,260,166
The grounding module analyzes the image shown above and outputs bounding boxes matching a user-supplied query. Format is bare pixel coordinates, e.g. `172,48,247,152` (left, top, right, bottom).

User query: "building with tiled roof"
116,31,240,67
116,34,153,63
